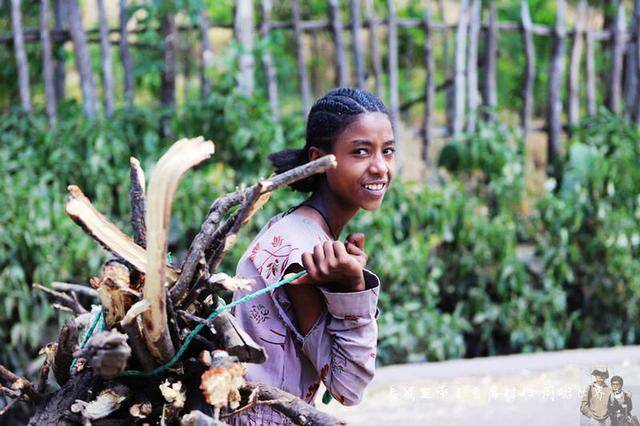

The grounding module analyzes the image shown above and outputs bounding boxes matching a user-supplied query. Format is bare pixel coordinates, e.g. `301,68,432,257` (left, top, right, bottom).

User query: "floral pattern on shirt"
251,234,299,281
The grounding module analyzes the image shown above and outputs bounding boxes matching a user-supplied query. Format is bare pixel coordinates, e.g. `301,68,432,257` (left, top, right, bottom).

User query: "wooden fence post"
53,0,66,103
387,0,400,133
329,0,349,87
585,30,597,116
68,0,97,118
608,2,626,114
422,6,435,163
97,0,114,115
160,14,177,108
521,0,535,140
624,0,640,118
567,0,586,130
350,0,366,89
364,0,383,99
466,0,481,132
181,25,193,102
235,0,254,95
40,0,57,122
119,0,134,107
199,9,212,99
260,0,279,120
452,0,469,135
482,0,497,120
10,0,31,112
547,0,566,179
292,0,311,115
634,0,640,123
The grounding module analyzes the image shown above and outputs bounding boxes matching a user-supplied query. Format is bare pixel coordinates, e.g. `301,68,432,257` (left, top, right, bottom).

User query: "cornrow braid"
269,87,390,192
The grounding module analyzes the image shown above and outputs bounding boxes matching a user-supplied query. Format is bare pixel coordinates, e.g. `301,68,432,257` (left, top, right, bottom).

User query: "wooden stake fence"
5,0,640,175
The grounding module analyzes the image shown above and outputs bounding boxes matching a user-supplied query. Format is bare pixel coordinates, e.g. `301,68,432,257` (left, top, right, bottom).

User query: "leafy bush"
3,88,640,378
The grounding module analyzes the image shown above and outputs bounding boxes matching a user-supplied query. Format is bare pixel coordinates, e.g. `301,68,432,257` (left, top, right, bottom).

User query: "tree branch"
169,154,336,305
52,319,79,386
227,382,345,425
33,283,87,314
65,184,179,283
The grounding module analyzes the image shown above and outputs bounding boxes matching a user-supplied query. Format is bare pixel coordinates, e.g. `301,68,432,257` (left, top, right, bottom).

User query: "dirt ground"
317,346,640,425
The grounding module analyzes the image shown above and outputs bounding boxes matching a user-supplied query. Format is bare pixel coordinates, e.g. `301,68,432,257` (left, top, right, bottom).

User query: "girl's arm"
295,238,379,405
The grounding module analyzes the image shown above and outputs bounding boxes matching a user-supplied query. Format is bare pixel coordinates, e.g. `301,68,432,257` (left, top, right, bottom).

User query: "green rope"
120,270,307,378
70,309,105,371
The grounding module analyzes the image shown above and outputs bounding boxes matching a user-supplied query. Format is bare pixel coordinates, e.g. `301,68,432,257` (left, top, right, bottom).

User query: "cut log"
52,319,79,386
65,184,179,282
75,330,132,379
120,299,155,371
210,313,267,364
141,137,215,363
224,382,346,426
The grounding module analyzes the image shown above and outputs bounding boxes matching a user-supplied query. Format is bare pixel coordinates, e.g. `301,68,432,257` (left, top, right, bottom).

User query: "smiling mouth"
362,182,387,193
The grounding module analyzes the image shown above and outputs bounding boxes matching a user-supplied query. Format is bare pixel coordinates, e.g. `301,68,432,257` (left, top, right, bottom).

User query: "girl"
231,87,395,424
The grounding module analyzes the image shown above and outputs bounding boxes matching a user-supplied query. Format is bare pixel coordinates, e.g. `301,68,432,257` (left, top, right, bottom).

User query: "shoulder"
244,212,329,282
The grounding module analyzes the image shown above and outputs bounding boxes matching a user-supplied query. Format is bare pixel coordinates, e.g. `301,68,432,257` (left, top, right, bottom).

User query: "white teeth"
364,183,385,191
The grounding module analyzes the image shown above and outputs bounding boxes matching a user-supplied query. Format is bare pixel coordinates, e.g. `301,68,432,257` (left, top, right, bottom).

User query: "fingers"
346,232,365,250
301,252,318,283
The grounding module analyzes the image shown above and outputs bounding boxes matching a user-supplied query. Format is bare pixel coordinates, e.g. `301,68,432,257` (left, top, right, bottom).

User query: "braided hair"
269,87,390,192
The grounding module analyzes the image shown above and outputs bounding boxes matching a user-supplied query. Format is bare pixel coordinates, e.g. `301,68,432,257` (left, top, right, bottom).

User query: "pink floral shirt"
230,210,380,424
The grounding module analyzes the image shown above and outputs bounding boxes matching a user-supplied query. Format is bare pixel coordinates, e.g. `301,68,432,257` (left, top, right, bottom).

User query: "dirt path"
318,346,640,425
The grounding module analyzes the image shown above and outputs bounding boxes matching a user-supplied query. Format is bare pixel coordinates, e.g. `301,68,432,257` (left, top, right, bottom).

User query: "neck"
306,185,359,239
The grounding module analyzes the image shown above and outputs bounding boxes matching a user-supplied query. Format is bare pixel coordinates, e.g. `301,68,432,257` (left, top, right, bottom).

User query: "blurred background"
1,0,640,415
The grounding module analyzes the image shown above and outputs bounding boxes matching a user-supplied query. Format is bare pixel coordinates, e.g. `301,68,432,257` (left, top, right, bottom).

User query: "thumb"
346,232,365,250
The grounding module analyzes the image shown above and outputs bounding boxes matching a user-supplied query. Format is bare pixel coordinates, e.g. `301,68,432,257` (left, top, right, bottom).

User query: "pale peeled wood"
142,137,214,362
64,185,178,282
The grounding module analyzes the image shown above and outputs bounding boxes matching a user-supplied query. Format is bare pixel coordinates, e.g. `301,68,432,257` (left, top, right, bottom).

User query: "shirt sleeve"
300,269,380,406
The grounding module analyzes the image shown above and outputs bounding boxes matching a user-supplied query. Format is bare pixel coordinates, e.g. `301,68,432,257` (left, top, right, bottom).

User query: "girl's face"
312,112,395,211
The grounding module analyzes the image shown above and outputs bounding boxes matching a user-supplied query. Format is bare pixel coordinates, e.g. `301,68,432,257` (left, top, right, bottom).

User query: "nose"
368,152,388,176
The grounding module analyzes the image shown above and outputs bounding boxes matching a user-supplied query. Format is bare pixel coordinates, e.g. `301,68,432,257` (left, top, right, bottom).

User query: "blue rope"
70,308,105,371
120,270,307,377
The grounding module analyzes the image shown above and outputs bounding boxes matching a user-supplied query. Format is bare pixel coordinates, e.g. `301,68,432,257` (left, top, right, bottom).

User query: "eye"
352,148,368,156
383,147,396,156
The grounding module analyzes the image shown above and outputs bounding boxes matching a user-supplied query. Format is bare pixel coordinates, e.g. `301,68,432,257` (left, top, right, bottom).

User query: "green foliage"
3,81,640,377
533,111,640,347
0,81,292,374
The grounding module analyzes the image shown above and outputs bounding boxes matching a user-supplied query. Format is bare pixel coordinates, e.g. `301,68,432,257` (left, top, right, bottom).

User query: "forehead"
335,112,394,143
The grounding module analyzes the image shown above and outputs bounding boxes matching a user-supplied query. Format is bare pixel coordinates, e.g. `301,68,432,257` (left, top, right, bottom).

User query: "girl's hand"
300,233,368,292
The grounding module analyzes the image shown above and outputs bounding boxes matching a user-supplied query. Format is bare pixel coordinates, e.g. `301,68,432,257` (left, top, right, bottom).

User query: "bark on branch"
224,382,345,426
169,154,337,305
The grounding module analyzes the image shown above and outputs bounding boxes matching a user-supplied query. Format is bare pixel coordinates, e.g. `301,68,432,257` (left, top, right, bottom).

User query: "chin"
361,199,384,211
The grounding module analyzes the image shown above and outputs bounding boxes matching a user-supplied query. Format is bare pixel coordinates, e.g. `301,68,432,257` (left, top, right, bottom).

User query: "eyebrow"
350,139,396,146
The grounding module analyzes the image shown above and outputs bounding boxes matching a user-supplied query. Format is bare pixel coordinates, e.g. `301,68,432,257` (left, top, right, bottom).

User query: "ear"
308,146,327,162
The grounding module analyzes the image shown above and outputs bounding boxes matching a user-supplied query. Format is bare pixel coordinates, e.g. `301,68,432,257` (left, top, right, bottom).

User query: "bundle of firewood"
0,138,344,425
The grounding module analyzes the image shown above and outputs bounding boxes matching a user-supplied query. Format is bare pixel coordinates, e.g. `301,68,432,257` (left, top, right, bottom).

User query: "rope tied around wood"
71,270,307,378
